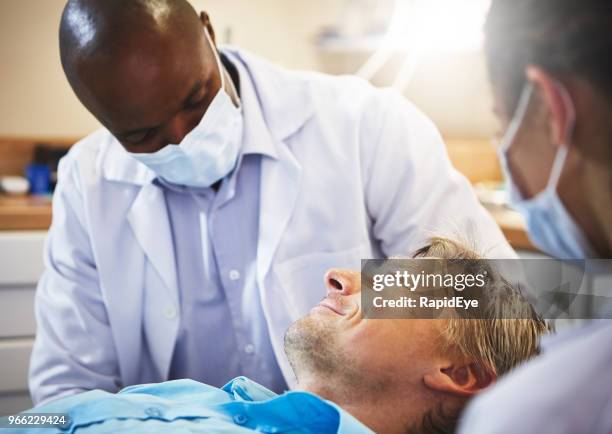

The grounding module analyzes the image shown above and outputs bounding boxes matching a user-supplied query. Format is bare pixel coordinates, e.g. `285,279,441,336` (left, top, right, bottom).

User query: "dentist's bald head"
59,0,202,83
59,0,224,153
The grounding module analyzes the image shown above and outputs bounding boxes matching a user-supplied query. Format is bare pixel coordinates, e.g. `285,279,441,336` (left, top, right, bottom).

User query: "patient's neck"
297,377,415,434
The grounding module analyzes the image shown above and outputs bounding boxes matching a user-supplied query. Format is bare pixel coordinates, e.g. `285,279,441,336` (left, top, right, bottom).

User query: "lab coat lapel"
255,144,302,389
127,183,178,297
223,48,311,280
257,143,302,285
227,48,308,386
127,181,179,379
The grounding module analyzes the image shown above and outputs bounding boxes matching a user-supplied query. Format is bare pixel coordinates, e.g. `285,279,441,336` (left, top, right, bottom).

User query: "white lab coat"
29,48,515,406
459,320,612,434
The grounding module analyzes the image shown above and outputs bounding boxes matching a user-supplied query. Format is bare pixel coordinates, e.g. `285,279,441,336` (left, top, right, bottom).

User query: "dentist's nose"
325,269,361,296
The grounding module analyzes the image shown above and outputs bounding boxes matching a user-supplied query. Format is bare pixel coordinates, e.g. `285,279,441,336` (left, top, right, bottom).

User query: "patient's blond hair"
406,237,550,434
412,236,549,377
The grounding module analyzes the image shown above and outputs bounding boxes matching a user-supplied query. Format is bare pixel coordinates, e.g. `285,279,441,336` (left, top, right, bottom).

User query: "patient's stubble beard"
284,314,388,403
285,315,345,377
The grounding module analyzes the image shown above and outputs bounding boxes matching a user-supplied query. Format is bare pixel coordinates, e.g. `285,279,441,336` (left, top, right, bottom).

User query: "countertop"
486,206,535,251
0,195,52,231
0,194,537,251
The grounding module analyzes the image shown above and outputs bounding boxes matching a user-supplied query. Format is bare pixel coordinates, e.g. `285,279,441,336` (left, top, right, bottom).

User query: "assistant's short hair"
485,0,612,115
408,236,550,434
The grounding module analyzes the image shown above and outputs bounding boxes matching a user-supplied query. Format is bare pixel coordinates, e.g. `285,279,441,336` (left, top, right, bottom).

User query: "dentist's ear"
526,66,576,146
423,362,496,397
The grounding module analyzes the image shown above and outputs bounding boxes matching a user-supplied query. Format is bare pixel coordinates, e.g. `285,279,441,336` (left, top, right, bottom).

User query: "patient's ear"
423,362,496,397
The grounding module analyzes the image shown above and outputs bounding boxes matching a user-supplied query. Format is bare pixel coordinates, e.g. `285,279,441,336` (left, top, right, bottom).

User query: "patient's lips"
315,297,346,316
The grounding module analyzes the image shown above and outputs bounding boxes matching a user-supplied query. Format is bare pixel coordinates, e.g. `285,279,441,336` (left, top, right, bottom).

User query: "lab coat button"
163,306,177,320
233,413,248,425
229,269,241,281
244,343,255,355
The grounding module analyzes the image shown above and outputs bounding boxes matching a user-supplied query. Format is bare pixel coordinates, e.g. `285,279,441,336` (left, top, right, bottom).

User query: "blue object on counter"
26,164,51,195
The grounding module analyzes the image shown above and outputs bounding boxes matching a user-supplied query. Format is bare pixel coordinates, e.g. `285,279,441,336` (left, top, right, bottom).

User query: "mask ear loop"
546,81,576,191
499,83,535,153
204,27,241,108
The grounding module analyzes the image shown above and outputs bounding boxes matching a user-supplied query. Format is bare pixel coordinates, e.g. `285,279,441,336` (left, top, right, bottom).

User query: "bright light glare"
384,0,490,53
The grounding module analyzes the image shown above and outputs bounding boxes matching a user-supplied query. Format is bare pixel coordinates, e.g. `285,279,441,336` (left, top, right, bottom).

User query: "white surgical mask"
498,83,595,258
128,28,243,188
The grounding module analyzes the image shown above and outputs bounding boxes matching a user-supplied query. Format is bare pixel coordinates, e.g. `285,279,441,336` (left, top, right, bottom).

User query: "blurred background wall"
0,0,497,140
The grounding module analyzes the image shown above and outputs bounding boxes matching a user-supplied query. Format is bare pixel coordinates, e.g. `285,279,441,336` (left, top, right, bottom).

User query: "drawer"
0,287,36,338
0,232,46,285
0,339,33,394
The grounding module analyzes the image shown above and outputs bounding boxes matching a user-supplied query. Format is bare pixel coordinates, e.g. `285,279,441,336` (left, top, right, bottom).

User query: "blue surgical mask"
128,29,243,188
498,83,595,258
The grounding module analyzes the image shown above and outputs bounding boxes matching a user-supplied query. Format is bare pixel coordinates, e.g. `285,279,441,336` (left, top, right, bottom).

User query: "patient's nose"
325,269,361,296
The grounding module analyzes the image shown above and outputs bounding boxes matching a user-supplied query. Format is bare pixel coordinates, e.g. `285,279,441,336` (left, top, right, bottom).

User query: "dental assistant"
29,0,514,406
459,1,612,433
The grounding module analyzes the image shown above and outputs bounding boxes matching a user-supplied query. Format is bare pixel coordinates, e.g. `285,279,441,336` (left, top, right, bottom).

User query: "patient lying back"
16,237,549,434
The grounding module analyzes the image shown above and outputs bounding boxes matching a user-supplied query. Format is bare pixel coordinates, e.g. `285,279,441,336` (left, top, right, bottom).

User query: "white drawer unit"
0,393,32,418
0,287,36,338
0,232,46,285
0,231,46,416
0,339,33,394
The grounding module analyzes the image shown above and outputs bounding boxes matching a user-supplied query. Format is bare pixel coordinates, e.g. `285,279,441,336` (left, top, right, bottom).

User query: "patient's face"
285,268,446,393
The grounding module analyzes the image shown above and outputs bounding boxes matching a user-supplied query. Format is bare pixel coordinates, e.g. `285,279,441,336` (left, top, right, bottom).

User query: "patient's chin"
284,315,341,380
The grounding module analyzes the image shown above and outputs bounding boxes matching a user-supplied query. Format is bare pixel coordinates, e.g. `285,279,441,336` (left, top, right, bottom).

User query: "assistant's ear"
526,66,575,146
423,362,496,397
199,11,216,45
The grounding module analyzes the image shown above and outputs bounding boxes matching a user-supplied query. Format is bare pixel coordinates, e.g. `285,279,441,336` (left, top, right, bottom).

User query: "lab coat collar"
96,131,156,186
222,46,315,145
225,50,277,159
99,47,314,186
